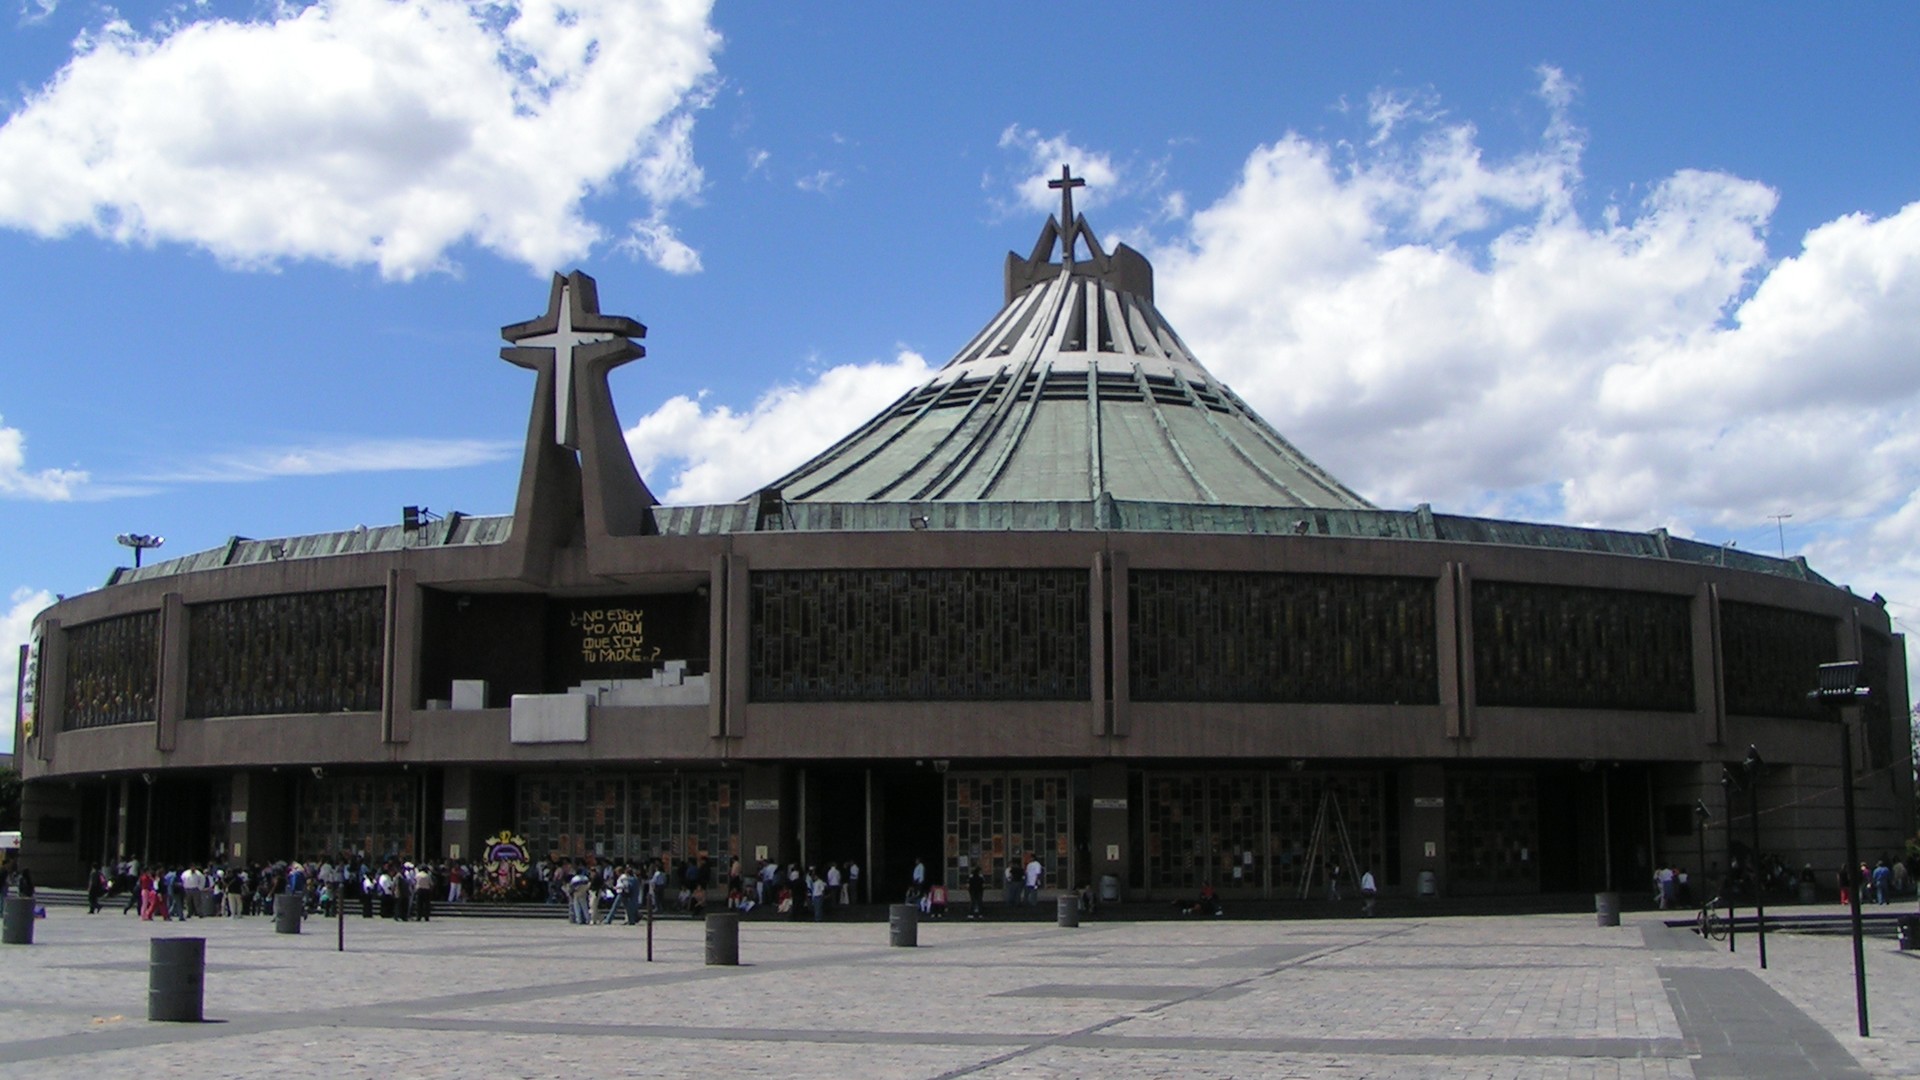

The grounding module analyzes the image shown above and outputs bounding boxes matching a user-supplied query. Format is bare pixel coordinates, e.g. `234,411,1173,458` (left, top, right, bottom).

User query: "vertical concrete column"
1452,565,1476,739
726,552,751,738
709,553,728,739
33,618,63,763
1090,551,1107,738
1399,763,1446,897
1436,566,1462,739
1089,761,1128,899
740,765,786,876
155,593,186,754
441,766,475,861
1109,550,1130,738
228,771,294,864
19,781,81,886
383,568,419,744
1692,584,1725,747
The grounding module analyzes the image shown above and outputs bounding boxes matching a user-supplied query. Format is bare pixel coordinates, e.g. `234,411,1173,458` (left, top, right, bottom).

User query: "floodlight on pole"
1741,745,1767,969
1810,659,1873,1037
116,533,165,568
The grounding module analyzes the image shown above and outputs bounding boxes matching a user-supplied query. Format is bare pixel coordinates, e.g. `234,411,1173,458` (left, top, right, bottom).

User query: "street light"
1718,766,1738,954
1692,799,1710,909
116,533,164,568
1811,660,1872,1037
1741,745,1767,970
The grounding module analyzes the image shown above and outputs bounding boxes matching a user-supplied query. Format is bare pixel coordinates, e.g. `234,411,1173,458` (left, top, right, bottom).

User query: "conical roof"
771,173,1370,509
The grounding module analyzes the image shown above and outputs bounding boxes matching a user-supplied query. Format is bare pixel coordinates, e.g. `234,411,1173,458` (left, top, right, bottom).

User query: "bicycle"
1695,897,1727,941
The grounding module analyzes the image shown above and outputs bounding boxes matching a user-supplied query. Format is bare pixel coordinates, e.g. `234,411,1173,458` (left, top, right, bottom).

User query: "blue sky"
5,2,1920,748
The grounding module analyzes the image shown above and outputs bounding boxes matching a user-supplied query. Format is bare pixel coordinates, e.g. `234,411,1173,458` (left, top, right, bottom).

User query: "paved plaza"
1,904,1916,1078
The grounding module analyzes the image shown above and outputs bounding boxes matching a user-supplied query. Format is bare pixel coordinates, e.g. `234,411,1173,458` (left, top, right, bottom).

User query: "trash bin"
888,903,918,947
1899,916,1920,952
1057,895,1080,928
1099,875,1120,903
198,891,220,918
705,912,739,966
1595,891,1621,928
1417,870,1437,898
273,893,302,935
2,896,34,945
149,937,205,1022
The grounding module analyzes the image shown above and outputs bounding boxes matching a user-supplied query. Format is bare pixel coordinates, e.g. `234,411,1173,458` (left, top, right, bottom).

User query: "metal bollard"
148,937,205,1022
273,893,302,935
1595,891,1621,928
888,903,918,947
1,896,34,945
705,912,739,966
1057,894,1080,928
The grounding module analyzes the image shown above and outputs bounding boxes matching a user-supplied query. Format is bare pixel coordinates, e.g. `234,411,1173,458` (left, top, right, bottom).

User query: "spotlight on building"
116,532,165,568
910,515,930,530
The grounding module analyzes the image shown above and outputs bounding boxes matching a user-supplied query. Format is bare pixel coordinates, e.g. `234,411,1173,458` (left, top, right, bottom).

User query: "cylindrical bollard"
1057,894,1080,928
705,912,739,966
273,893,302,934
888,903,918,947
2,896,34,945
148,937,205,1022
1595,891,1620,928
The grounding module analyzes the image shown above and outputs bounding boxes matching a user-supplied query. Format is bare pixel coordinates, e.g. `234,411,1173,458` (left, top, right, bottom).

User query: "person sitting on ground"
1172,882,1221,916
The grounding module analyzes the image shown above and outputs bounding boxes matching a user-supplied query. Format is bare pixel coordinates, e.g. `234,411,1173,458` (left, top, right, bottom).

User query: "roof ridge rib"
1131,362,1217,503
973,363,1053,499
867,367,1010,500
789,374,966,499
1169,368,1307,504
1216,383,1374,508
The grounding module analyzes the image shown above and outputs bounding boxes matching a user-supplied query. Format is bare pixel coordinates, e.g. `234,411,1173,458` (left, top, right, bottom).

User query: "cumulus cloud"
0,0,720,278
625,351,935,503
0,416,87,500
995,126,1123,216
2,587,53,753
622,210,703,274
1150,68,1918,546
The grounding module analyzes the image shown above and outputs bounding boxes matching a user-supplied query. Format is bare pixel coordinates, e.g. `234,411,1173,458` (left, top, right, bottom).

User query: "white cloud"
745,148,769,174
0,0,720,278
1,587,53,754
19,0,58,25
1150,67,1920,618
0,415,87,500
625,351,934,503
795,169,839,194
622,209,702,274
995,126,1122,216
147,436,514,483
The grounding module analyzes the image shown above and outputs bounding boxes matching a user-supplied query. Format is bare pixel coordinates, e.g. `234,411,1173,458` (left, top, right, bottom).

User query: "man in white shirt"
1024,854,1043,905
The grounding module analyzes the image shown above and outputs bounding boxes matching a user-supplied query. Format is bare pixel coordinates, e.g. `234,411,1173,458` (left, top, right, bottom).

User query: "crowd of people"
1655,851,1920,909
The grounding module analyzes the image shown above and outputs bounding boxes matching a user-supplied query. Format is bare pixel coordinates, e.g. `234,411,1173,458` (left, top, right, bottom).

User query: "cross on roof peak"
1048,165,1088,265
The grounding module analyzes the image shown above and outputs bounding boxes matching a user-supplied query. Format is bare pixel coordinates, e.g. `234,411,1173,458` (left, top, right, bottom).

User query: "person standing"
1359,868,1378,917
809,867,827,922
848,861,862,904
1023,853,1042,905
910,857,926,903
86,865,106,914
1003,861,1020,907
967,863,986,920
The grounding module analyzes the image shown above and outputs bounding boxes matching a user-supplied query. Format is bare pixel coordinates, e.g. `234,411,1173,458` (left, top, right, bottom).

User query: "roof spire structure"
763,196,1374,511
1049,165,1085,264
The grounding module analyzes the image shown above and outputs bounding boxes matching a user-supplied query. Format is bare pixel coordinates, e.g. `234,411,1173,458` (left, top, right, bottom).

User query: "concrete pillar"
1399,763,1446,897
1089,762,1129,899
155,593,186,753
226,771,294,864
441,767,475,861
18,780,81,887
740,765,786,873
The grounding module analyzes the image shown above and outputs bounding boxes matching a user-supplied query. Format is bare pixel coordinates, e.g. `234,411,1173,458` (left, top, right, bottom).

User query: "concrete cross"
510,283,616,450
1049,165,1085,261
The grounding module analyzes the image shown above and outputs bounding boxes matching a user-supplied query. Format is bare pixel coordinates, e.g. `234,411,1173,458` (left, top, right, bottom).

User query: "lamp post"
1811,661,1871,1037
1742,745,1767,970
1719,766,1737,954
116,533,164,568
1693,799,1710,909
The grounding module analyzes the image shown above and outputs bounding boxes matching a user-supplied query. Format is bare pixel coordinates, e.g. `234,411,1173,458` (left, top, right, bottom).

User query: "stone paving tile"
4,906,1914,1078
980,1048,1698,1080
